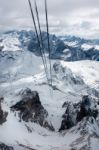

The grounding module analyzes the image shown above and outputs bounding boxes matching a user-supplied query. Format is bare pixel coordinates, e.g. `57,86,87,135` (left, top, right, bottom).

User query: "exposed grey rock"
0,143,14,150
0,46,4,52
0,98,8,125
59,95,98,131
11,88,54,131
77,95,98,122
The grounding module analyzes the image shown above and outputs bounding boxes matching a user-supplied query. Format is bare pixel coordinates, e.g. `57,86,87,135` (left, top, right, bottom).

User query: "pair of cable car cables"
28,0,52,87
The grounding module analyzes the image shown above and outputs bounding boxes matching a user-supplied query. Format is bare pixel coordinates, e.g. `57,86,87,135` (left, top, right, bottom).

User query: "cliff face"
11,88,54,131
59,95,98,131
0,97,8,125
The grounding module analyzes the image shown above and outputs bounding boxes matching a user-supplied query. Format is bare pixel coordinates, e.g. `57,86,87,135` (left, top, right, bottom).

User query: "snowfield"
61,60,99,88
0,32,99,150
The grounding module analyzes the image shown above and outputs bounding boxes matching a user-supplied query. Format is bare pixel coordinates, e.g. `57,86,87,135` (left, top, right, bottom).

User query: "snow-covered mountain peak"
0,30,99,150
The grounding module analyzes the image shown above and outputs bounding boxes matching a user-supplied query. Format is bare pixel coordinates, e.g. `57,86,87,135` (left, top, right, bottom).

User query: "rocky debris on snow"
71,117,99,136
70,117,99,150
0,97,8,125
0,143,14,150
11,88,54,131
59,95,99,131
17,142,37,150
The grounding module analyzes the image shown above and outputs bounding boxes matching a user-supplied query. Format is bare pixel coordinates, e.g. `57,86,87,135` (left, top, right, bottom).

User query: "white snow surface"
81,43,93,51
61,60,99,88
0,33,22,51
64,41,78,47
82,43,99,51
0,34,99,150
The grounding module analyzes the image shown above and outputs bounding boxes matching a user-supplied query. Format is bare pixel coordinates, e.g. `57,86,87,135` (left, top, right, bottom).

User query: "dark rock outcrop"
0,143,14,150
11,88,54,131
77,95,98,121
0,98,8,125
0,46,4,52
59,95,98,131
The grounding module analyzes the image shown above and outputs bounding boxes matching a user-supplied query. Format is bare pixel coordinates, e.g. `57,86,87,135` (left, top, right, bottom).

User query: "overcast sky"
0,0,99,38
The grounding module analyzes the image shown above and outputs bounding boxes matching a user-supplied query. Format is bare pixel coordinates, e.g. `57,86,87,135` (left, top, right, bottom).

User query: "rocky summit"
59,95,99,131
11,88,54,131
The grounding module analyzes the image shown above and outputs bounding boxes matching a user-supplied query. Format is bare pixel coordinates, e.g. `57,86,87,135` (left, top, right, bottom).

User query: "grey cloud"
0,0,99,38
80,21,92,30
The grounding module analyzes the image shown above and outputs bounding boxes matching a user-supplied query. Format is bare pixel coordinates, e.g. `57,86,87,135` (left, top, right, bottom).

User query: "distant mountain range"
0,30,99,61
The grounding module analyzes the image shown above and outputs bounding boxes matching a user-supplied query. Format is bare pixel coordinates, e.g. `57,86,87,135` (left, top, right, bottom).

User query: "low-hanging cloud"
0,0,99,38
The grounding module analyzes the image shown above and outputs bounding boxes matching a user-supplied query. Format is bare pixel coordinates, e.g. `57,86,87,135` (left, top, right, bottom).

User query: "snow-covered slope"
0,31,99,150
0,32,22,52
61,60,99,88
